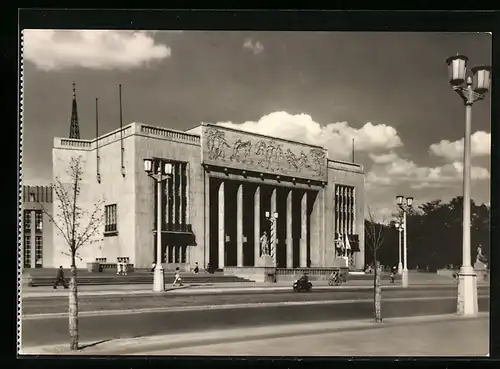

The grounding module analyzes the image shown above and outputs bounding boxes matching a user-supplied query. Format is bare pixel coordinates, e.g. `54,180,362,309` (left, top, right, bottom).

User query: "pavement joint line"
21,295,490,320
20,312,489,355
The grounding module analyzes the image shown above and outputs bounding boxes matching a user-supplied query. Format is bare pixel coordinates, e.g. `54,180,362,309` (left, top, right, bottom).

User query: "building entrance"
208,177,317,269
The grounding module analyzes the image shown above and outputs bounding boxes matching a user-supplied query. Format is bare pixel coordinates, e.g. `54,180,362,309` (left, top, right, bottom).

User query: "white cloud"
369,151,399,164
366,154,490,190
429,131,491,161
23,30,171,71
243,38,264,55
212,111,403,161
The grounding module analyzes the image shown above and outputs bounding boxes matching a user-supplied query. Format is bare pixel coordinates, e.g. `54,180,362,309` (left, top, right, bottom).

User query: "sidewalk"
21,312,489,356
22,277,481,299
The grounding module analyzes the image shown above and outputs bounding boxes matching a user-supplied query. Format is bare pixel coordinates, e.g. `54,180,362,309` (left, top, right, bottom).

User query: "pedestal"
457,265,478,316
256,255,276,283
401,269,409,288
397,262,403,275
474,261,488,281
153,266,165,292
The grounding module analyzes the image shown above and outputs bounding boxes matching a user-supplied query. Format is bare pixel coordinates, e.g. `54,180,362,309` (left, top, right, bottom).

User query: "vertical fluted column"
286,189,293,268
254,186,261,266
300,191,308,268
218,181,225,268
237,183,243,267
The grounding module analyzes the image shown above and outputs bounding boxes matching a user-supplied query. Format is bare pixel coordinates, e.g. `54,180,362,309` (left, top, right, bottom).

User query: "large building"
21,185,53,269
51,122,366,272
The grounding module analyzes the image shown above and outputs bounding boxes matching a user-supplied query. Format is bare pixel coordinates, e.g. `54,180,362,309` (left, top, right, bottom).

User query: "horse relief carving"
204,126,326,178
229,139,252,163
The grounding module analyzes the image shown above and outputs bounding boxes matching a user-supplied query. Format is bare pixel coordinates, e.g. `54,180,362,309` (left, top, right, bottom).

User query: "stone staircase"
22,269,254,287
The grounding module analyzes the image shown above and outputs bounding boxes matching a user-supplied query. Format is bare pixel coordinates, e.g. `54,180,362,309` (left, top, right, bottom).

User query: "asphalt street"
21,294,489,347
21,286,489,315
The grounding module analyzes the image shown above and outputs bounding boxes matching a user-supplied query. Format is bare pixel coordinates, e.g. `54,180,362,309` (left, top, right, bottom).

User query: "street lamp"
446,54,491,316
396,195,413,288
394,220,404,275
265,211,279,265
144,158,173,292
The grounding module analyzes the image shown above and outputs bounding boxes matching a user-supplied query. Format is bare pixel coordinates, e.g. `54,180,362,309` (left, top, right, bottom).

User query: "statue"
259,231,269,256
476,245,487,265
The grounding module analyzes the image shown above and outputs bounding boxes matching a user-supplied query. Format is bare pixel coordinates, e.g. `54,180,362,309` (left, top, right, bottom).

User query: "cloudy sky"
22,30,491,220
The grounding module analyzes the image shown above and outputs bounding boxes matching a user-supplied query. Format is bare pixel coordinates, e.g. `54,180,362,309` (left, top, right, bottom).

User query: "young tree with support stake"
38,156,105,350
365,206,386,323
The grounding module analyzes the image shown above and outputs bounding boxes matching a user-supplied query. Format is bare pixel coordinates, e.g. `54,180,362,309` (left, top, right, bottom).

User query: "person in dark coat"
53,266,68,289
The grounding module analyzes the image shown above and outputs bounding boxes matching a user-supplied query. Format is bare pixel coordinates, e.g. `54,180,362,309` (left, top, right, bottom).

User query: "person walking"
193,262,199,274
172,266,183,286
53,266,68,289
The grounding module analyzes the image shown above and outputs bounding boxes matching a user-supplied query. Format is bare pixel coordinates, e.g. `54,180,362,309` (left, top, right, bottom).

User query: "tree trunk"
69,259,79,350
374,261,382,323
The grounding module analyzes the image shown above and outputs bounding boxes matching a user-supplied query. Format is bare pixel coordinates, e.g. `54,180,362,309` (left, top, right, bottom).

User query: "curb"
21,294,490,320
21,312,489,355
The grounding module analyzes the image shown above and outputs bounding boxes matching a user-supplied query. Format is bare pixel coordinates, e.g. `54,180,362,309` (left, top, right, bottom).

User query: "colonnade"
213,179,314,269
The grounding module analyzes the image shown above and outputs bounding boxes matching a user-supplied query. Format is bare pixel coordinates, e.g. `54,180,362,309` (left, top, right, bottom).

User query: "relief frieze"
202,125,327,180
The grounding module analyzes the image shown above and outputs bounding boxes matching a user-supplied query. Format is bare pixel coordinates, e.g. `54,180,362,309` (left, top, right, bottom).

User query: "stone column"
179,163,184,227
270,188,277,264
204,172,210,268
286,189,293,268
254,186,261,266
300,191,308,268
218,181,225,269
237,183,243,267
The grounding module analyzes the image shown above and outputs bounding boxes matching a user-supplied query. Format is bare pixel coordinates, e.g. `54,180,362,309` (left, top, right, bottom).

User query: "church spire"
69,82,80,139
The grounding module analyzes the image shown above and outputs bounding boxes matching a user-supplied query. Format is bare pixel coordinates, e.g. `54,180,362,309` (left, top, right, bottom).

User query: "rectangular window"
104,204,118,234
334,184,356,252
35,211,43,232
23,236,31,268
24,210,31,232
35,236,43,267
164,161,189,232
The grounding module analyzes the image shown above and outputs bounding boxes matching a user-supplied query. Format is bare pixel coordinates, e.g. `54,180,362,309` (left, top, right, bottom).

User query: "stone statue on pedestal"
259,231,268,257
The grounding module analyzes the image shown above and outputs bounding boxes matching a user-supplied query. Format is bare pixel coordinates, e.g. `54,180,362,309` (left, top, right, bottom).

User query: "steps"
23,270,254,287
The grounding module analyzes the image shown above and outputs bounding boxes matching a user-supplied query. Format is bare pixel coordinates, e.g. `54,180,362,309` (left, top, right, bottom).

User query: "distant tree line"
364,196,490,272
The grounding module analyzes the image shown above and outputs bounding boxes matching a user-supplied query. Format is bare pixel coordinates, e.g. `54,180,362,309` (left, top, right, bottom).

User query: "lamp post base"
153,266,165,292
401,269,409,288
457,265,478,316
397,262,403,275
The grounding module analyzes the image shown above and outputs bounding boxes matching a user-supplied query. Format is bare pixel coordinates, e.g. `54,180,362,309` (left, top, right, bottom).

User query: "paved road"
21,285,489,315
21,294,489,347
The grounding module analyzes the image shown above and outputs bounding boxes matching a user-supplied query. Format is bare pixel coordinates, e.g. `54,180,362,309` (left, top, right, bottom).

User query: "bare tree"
38,156,105,350
365,205,386,323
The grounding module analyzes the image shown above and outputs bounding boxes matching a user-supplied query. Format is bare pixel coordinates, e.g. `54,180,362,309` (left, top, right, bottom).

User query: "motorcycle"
293,278,312,292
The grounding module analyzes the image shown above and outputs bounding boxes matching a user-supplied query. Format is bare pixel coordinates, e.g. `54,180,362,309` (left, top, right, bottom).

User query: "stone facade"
21,186,54,269
51,122,365,271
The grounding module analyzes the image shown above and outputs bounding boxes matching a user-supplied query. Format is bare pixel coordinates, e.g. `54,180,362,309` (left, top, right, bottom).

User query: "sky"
21,30,492,221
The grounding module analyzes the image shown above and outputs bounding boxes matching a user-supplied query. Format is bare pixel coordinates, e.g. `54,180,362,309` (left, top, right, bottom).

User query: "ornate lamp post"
144,158,173,292
446,54,491,316
396,195,413,288
394,219,404,275
265,211,279,265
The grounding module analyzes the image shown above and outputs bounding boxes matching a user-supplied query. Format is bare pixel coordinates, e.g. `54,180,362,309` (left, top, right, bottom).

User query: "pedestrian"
193,262,199,274
151,261,156,272
53,266,68,289
173,266,182,286
390,266,396,283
